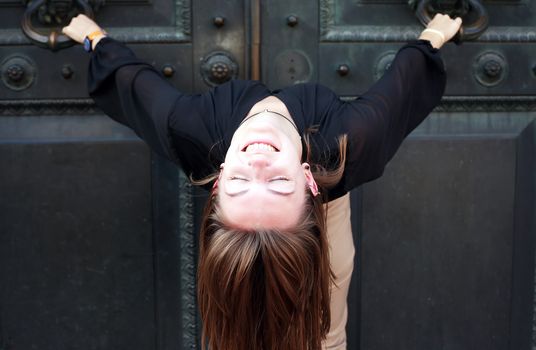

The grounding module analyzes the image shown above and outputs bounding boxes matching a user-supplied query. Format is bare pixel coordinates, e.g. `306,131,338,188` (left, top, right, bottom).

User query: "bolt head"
337,64,349,76
162,65,175,77
287,15,298,27
61,65,73,79
213,16,225,27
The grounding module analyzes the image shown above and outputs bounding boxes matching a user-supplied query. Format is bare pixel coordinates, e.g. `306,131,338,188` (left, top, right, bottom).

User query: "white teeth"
245,143,276,152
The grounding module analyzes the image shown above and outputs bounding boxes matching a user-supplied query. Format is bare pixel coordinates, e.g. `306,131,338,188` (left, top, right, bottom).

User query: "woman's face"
218,111,315,230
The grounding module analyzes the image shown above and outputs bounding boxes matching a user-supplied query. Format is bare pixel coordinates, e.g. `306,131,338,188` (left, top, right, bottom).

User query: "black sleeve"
88,37,219,168
325,40,447,196
87,38,268,180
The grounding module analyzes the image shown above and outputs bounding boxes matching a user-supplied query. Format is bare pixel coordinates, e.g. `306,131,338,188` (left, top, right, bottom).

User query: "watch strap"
83,30,107,52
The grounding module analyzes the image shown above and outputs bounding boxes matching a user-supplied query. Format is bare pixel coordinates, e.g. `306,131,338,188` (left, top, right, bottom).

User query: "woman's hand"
62,14,106,50
419,14,463,49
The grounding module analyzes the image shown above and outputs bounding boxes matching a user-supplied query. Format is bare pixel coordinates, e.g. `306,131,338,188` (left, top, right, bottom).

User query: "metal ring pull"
412,0,489,42
21,0,95,51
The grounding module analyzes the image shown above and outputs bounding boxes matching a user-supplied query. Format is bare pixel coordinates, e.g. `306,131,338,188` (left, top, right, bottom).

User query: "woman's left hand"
62,14,106,50
419,14,463,49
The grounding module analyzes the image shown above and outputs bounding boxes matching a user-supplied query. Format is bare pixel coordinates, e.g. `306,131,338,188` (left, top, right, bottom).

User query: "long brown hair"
196,134,347,350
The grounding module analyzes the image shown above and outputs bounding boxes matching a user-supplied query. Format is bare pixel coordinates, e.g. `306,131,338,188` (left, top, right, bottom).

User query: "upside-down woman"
63,13,462,350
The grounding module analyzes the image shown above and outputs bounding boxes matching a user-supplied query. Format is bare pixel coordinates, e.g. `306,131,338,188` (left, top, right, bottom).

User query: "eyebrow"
225,188,295,197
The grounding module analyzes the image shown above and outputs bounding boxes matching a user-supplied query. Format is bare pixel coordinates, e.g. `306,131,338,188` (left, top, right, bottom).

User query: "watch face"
83,37,91,52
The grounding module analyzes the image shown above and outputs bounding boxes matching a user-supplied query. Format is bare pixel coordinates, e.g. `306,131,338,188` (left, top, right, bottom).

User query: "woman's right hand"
62,14,106,50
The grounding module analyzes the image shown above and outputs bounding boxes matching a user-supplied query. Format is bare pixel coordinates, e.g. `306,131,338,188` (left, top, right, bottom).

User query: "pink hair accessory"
212,178,219,191
310,180,320,197
303,163,320,197
212,165,224,191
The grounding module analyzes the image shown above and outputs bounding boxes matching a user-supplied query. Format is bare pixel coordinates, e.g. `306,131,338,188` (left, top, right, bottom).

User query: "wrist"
91,34,106,50
83,29,107,52
419,30,444,49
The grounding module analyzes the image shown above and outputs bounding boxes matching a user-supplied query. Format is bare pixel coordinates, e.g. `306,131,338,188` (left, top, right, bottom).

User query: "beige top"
323,193,355,350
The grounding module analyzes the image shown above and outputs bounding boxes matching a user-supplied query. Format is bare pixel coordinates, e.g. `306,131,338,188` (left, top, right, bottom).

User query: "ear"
212,163,224,191
302,163,319,197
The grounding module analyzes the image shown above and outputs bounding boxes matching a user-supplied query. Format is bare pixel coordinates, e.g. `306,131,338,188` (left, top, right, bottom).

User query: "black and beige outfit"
88,37,446,349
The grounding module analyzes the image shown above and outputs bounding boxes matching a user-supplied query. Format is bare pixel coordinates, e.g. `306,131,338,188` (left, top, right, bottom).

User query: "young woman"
64,13,462,350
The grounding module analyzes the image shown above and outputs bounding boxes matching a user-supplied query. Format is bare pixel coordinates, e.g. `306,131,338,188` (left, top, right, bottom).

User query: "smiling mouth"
242,142,279,152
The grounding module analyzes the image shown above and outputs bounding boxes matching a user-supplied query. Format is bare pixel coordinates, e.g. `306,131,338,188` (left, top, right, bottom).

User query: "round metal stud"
213,16,225,28
211,63,229,80
286,15,298,27
162,65,175,77
483,60,501,78
61,65,73,79
6,64,24,82
1,55,36,91
337,64,349,77
473,52,508,87
200,52,238,86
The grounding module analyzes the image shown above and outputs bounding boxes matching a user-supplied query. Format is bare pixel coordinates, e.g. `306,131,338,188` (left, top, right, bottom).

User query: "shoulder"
277,82,339,100
213,79,268,95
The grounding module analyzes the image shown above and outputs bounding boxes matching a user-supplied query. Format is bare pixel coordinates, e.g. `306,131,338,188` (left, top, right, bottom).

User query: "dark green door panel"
1,0,536,349
357,113,535,349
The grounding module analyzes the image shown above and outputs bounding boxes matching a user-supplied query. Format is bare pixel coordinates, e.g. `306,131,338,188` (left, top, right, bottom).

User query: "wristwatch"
83,30,107,52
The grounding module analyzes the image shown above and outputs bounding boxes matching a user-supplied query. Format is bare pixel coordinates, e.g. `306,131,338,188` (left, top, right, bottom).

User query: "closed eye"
229,176,249,181
223,175,295,196
224,176,251,196
267,176,294,194
269,176,289,182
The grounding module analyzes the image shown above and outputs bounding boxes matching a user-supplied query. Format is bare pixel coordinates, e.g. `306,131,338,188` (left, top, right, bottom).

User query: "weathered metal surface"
358,113,535,349
20,0,96,50
1,0,535,349
0,122,155,349
0,0,203,348
0,44,192,100
191,0,246,92
200,51,239,87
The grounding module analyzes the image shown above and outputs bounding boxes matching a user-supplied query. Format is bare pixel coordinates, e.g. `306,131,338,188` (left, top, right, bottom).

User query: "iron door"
0,1,246,349
261,1,535,349
1,1,536,350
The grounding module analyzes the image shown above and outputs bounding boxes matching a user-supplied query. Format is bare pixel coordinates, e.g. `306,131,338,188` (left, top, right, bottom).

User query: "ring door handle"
21,0,95,51
413,0,489,43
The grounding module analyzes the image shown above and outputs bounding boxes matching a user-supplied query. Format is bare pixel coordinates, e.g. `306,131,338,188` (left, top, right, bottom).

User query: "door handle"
411,0,489,42
21,0,95,50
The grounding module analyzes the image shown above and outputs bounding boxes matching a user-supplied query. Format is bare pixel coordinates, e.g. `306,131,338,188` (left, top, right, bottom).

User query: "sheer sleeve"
89,38,190,164
330,40,446,195
87,38,267,180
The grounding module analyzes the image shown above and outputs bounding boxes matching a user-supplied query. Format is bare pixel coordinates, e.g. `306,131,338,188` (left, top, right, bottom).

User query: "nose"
248,155,270,169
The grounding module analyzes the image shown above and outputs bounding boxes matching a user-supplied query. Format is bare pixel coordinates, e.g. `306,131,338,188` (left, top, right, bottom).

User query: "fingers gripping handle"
414,0,488,43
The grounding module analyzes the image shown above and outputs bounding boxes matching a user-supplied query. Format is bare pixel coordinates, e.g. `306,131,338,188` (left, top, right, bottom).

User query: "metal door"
260,1,535,349
1,1,535,349
0,0,245,348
